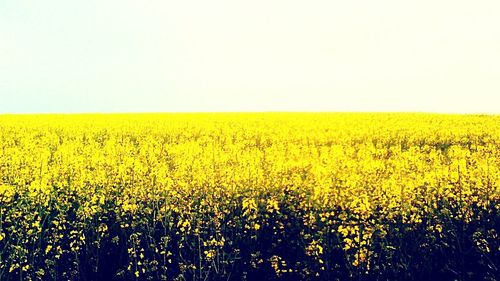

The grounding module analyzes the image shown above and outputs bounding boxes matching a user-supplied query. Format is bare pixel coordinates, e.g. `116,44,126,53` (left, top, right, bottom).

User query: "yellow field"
0,113,498,281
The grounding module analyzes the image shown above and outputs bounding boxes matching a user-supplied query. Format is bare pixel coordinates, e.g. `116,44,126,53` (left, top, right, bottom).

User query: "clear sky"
1,0,499,113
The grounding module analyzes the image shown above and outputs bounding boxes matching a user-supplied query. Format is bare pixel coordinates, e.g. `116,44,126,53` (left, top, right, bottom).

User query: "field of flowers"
0,113,498,281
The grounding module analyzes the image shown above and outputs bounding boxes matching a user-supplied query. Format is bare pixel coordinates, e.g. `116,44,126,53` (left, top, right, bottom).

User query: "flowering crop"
0,113,498,280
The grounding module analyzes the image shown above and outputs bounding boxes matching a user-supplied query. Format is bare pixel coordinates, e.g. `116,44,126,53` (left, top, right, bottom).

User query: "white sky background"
0,0,499,113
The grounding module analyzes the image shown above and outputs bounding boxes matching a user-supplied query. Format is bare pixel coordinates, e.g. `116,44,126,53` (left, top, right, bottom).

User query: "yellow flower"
0,184,15,203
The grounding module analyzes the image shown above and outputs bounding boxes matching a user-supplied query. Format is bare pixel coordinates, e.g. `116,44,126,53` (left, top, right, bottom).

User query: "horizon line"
0,111,498,116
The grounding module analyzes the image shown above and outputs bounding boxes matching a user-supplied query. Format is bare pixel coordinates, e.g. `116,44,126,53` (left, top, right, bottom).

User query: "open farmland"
0,113,498,280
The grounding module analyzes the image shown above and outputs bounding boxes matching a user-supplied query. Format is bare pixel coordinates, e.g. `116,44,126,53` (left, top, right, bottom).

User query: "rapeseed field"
0,113,498,280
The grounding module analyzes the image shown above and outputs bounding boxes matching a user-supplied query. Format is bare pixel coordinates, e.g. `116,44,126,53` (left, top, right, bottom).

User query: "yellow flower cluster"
0,113,498,280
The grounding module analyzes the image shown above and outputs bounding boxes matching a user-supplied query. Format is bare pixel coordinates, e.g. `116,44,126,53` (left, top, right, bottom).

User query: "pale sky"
1,0,499,113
